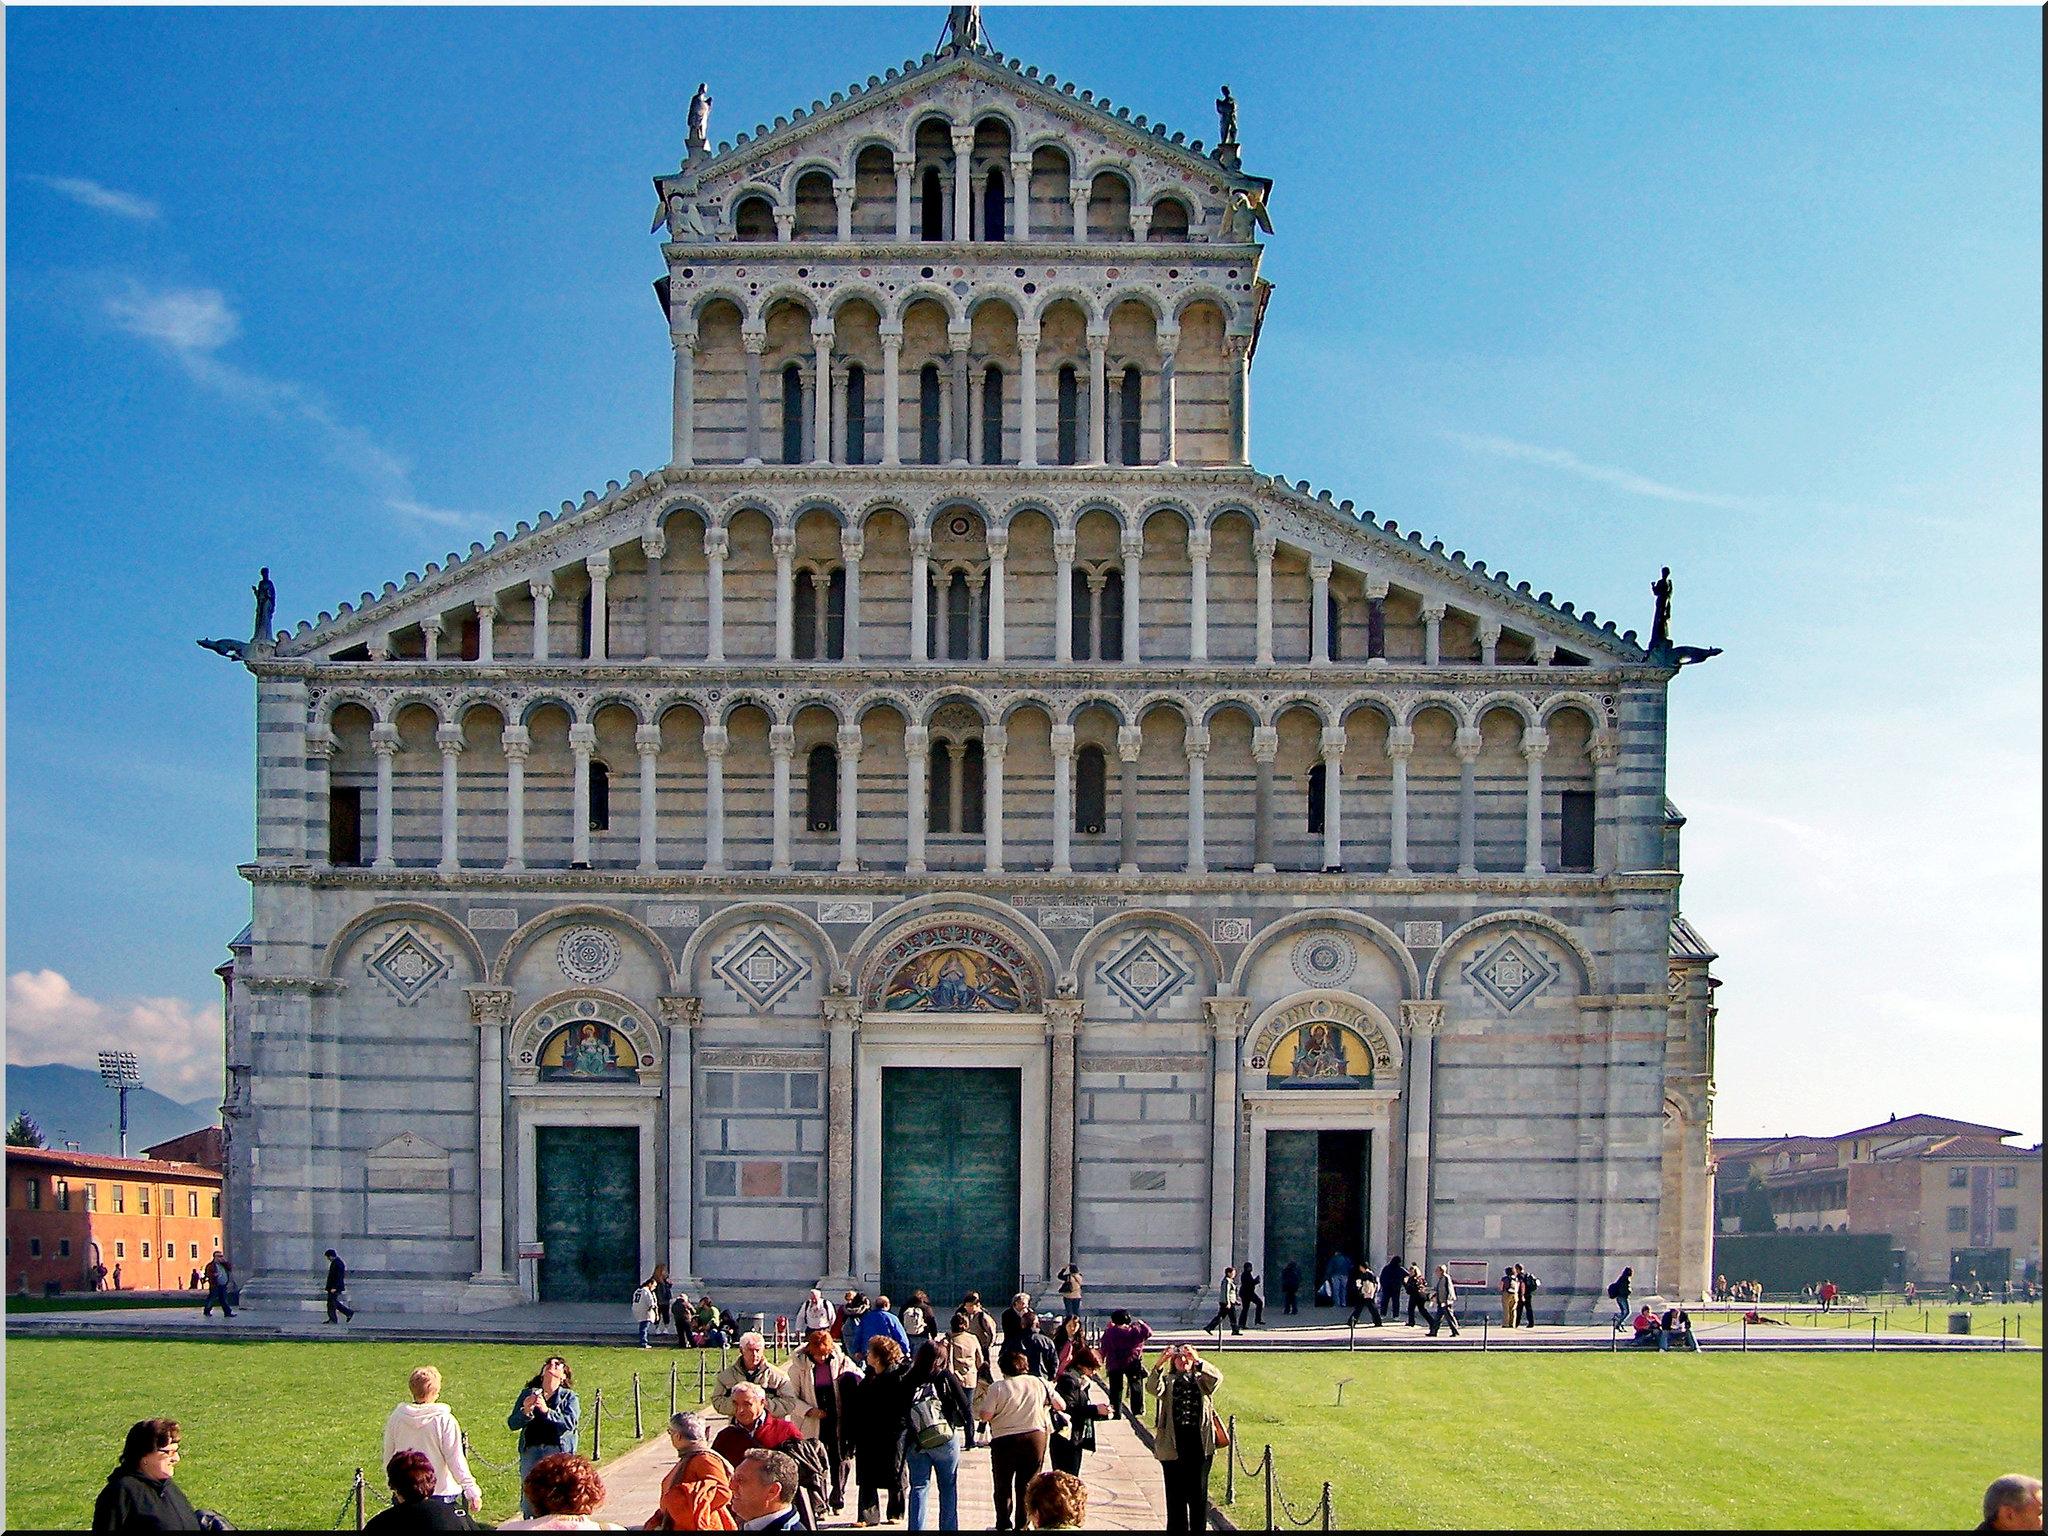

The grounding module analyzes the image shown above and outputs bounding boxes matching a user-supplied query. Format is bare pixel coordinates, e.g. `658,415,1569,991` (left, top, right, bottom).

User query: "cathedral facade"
221,20,1717,1318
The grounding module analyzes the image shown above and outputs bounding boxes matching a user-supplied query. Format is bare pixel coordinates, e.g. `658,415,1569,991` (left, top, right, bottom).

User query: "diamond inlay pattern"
367,928,452,1007
712,926,812,1010
1461,932,1560,1013
1098,932,1194,1013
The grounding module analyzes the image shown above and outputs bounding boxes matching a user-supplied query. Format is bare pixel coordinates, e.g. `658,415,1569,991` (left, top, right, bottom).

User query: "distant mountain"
5,1064,217,1157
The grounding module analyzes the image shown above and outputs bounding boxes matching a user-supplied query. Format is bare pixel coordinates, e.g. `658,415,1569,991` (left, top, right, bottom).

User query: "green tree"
7,1112,46,1148
1739,1174,1778,1233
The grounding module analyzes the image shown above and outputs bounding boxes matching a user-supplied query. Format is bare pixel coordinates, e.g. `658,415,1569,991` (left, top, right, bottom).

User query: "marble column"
1422,602,1445,667
1117,725,1142,875
436,724,465,872
371,725,399,869
908,529,931,661
1009,154,1031,242
670,331,697,467
1309,559,1332,665
1455,727,1482,877
742,331,766,464
769,725,794,873
569,724,596,868
983,724,1007,874
501,726,529,871
772,530,796,661
1047,998,1083,1272
1320,726,1346,872
1086,335,1108,465
1184,725,1209,874
637,725,662,872
466,988,516,1284
421,614,443,661
833,180,854,241
950,128,972,242
1205,998,1251,1288
1157,338,1178,466
881,330,903,465
986,531,1008,662
1188,529,1211,661
1050,724,1075,874
1120,531,1143,663
304,726,335,865
1386,726,1414,875
585,553,611,661
1227,334,1251,463
1591,735,1619,875
830,366,849,466
904,726,929,874
701,726,728,873
1254,535,1276,665
658,995,701,1284
1251,726,1278,873
529,580,554,661
1366,577,1388,664
641,532,667,659
1401,1001,1443,1264
1069,189,1088,243
704,528,728,662
823,996,859,1282
1479,619,1501,668
948,334,971,465
837,725,862,873
1053,530,1075,664
1522,728,1549,875
893,153,913,240
841,529,864,662
1018,330,1040,466
774,207,794,243
812,323,834,466
476,599,496,664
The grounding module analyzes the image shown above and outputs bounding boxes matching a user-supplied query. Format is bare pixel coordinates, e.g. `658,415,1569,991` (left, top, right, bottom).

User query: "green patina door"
535,1125,639,1302
1265,1129,1369,1305
882,1067,1020,1307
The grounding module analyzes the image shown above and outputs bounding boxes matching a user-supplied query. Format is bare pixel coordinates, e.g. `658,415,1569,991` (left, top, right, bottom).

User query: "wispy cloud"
33,174,161,221
6,971,221,1096
99,277,483,530
1443,430,1756,511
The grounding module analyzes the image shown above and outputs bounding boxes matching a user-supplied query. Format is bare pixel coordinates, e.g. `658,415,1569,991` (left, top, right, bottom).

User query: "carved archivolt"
509,989,662,1085
1243,990,1401,1080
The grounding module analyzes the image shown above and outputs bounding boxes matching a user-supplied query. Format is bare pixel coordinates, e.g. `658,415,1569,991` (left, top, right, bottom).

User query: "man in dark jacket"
325,1249,356,1323
1516,1267,1541,1327
1236,1264,1264,1330
1378,1257,1406,1322
1280,1262,1301,1315
1000,1300,1059,1379
94,1418,202,1531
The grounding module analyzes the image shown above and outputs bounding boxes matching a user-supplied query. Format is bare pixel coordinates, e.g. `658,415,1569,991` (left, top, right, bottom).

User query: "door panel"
1264,1128,1370,1304
536,1125,639,1302
881,1067,1020,1307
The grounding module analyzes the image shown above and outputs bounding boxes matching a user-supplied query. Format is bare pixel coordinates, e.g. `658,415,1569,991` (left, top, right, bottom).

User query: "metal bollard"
1871,1318,1878,1352
354,1467,365,1530
1741,1316,1747,1352
1263,1446,1275,1532
670,1359,678,1417
1482,1316,1488,1352
592,1388,602,1463
1347,1320,1355,1352
634,1372,643,1438
698,1350,707,1404
1225,1416,1237,1504
1321,1480,1334,1532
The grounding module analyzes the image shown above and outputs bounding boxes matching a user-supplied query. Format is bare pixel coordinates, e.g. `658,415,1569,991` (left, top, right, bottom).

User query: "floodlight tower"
98,1050,141,1159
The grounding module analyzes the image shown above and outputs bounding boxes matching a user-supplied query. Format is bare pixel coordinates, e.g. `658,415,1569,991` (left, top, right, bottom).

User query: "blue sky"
7,6,2041,1134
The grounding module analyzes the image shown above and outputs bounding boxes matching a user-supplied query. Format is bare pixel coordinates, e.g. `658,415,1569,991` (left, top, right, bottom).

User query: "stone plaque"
1039,905,1094,929
648,903,701,928
818,900,873,924
1402,921,1444,947
468,907,518,930
1211,918,1252,944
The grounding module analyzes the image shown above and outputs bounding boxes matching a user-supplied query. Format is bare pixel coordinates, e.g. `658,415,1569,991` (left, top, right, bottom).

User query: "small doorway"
535,1126,639,1301
881,1067,1020,1306
1264,1129,1369,1306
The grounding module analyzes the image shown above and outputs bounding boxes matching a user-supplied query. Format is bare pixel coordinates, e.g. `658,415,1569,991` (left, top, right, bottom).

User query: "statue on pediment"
1650,567,1673,648
939,6,986,55
1217,85,1239,147
687,83,714,154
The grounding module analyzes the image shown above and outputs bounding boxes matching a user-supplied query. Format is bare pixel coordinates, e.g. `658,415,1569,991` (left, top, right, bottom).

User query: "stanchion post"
1871,1317,1877,1352
1263,1445,1275,1533
1347,1320,1354,1351
634,1372,644,1438
670,1359,678,1417
699,1350,707,1404
354,1467,365,1531
1225,1416,1237,1505
1741,1316,1747,1352
592,1387,602,1463
1482,1315,1487,1352
1321,1481,1334,1532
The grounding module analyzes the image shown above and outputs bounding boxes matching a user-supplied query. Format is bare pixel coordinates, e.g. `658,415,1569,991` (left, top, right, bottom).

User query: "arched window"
982,168,1005,241
1306,762,1325,835
928,741,954,832
947,570,973,660
921,167,945,240
590,760,612,832
806,743,838,832
781,365,805,464
1148,197,1190,241
960,738,986,834
825,567,847,660
1119,365,1143,465
328,786,362,866
1070,569,1094,660
578,593,596,658
919,364,942,465
734,196,775,242
1560,790,1596,872
1076,744,1108,834
845,364,867,464
1057,366,1079,464
793,571,819,659
981,365,1004,464
1098,569,1125,662
1328,592,1344,662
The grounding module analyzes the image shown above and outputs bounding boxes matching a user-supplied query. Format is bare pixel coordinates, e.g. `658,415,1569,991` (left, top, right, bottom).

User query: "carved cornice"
241,973,348,995
1078,1053,1208,1075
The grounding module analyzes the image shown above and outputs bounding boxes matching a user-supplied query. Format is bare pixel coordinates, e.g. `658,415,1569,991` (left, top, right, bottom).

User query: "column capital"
1309,557,1333,581
1204,995,1252,1039
1477,618,1503,644
908,526,932,555
1320,726,1347,758
1116,725,1143,761
636,724,663,753
466,987,517,1026
303,725,336,760
836,724,863,755
500,725,531,760
569,724,597,753
1049,723,1076,758
1046,997,1084,1035
823,994,861,1031
880,324,904,345
1053,529,1077,560
1254,531,1278,559
703,527,729,560
1420,599,1448,622
985,529,1009,558
1225,332,1254,360
528,578,555,602
810,317,836,342
1186,528,1212,560
1453,727,1484,760
1365,575,1390,601
949,125,975,152
741,329,767,354
585,552,612,579
1385,725,1415,759
657,994,702,1030
1520,728,1550,759
420,613,445,637
436,724,467,754
475,596,499,618
893,150,916,172
1017,326,1041,348
771,528,796,558
1400,999,1446,1038
370,725,401,756
773,208,795,240
641,530,668,561
1589,732,1619,767
670,328,701,356
840,529,865,562
769,725,795,759
832,178,855,198
983,723,1008,755
1156,327,1178,358
1120,531,1145,561
903,724,930,753
1251,726,1279,762
1531,639,1557,667
367,635,392,661
1184,725,1211,759
701,725,730,758
1085,327,1110,347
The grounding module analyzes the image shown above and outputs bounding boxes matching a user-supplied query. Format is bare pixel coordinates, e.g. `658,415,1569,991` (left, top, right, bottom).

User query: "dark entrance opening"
881,1067,1019,1308
1264,1129,1369,1306
1950,1247,2012,1286
535,1125,639,1302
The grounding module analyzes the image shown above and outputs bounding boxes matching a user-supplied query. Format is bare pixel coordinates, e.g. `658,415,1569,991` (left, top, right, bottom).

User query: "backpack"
1607,1279,1623,1300
779,1436,833,1530
908,1382,953,1451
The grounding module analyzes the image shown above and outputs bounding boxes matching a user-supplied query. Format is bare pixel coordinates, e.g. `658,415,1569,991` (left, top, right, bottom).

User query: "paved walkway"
592,1408,1168,1530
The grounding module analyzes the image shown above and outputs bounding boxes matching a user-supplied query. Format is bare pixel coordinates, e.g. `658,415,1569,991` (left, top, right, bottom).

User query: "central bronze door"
881,1067,1020,1307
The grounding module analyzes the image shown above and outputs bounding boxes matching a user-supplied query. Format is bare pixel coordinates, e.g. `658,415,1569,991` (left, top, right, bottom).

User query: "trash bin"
752,1311,768,1339
1948,1311,1971,1335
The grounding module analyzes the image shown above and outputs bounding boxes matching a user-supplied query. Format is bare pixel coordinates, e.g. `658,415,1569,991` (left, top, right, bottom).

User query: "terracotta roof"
5,1146,221,1181
1876,1135,2038,1162
1835,1113,2018,1142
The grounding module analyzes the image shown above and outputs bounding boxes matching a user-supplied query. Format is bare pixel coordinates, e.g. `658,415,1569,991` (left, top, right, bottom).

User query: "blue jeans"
638,1320,652,1346
905,1431,961,1530
1062,1297,1081,1319
518,1444,572,1515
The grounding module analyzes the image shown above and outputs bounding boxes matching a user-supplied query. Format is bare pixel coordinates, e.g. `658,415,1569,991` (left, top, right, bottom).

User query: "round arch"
1230,910,1421,999
1424,909,1600,998
490,903,678,989
321,901,488,983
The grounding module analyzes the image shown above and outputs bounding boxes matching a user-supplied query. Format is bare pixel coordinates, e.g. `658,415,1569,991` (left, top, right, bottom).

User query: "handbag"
908,1383,953,1450
1209,1406,1230,1448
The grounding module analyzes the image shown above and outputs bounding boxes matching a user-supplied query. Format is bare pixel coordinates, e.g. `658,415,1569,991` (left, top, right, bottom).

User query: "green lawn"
1210,1352,2043,1529
3,1339,726,1530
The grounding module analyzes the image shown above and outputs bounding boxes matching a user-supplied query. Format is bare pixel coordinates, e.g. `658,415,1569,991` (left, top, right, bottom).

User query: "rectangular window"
329,785,363,866
25,1179,39,1210
112,1185,125,1214
703,1161,737,1198
139,1187,150,1214
1057,366,1079,465
1997,1206,2018,1231
116,1241,126,1259
59,1239,71,1258
56,1180,70,1211
1950,1166,1971,1188
141,1242,151,1259
1998,1167,2017,1188
30,1238,42,1258
188,1192,199,1218
1307,763,1327,834
82,1184,97,1212
191,1243,201,1260
1559,790,1596,872
211,1194,221,1218
1947,1206,1969,1232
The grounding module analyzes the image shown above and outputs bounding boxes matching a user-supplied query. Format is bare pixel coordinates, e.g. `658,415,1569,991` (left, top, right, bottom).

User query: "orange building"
7,1146,224,1295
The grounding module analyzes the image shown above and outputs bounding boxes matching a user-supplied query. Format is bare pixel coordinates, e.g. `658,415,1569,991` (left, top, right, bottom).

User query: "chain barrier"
1219,1415,1335,1531
326,1467,365,1531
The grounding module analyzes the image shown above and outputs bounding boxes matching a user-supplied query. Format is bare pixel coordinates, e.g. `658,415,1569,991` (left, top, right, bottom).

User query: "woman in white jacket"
383,1367,484,1518
632,1276,661,1348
